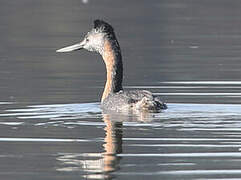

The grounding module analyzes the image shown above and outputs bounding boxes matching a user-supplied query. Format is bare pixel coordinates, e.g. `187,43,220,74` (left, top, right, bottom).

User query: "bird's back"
101,90,167,112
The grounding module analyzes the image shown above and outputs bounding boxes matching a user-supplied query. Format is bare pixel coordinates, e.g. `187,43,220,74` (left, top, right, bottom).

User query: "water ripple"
1,101,241,179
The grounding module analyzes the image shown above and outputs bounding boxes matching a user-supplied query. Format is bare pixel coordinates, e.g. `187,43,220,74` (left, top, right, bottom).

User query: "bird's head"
56,20,115,55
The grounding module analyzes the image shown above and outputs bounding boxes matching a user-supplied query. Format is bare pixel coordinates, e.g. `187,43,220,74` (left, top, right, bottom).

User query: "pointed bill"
56,42,84,52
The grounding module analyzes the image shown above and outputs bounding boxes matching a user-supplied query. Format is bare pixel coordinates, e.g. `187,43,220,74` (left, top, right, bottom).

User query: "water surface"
1,102,241,180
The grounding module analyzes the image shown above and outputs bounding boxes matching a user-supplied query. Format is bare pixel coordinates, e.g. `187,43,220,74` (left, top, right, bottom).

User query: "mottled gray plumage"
102,90,167,112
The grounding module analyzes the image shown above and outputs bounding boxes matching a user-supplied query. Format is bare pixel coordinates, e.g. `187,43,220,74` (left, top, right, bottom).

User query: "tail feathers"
135,97,167,111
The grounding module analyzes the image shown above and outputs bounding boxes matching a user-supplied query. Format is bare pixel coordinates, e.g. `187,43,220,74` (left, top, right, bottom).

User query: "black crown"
94,19,114,33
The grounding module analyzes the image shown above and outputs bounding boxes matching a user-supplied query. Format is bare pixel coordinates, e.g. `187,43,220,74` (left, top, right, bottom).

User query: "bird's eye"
86,38,89,42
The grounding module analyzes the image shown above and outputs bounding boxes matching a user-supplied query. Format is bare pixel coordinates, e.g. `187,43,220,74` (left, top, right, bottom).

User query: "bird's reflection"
55,113,124,179
56,110,156,179
100,114,123,178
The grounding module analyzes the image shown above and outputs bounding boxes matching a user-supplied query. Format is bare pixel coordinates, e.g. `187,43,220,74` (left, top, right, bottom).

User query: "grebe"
56,20,167,112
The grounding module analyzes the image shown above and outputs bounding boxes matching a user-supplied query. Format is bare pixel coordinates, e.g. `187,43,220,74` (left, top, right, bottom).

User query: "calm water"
1,0,241,179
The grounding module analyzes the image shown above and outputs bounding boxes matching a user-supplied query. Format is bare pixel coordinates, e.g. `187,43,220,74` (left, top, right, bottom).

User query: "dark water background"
1,0,241,179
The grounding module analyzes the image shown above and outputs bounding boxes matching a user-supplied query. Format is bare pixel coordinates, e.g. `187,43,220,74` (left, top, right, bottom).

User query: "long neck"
101,39,123,102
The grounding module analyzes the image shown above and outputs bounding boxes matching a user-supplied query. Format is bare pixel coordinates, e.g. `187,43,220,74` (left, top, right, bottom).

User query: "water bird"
56,20,167,112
